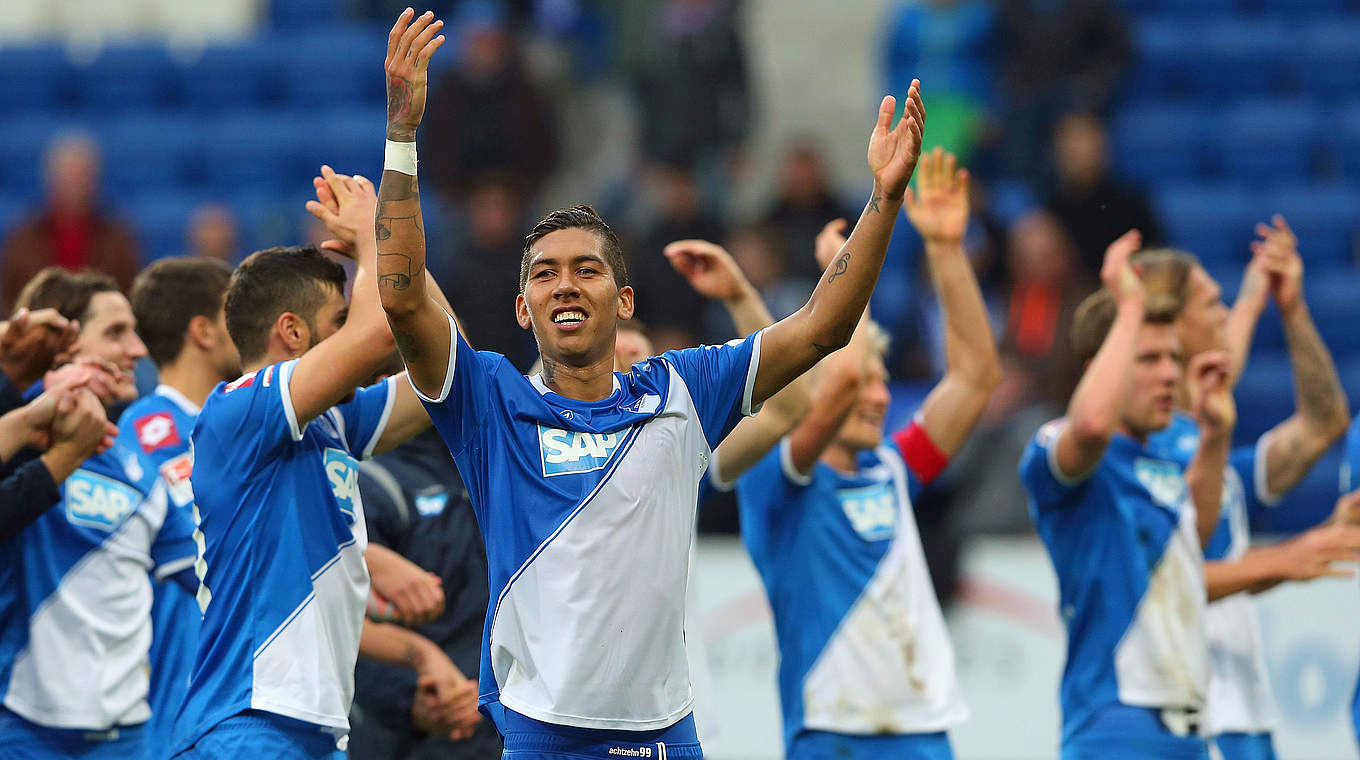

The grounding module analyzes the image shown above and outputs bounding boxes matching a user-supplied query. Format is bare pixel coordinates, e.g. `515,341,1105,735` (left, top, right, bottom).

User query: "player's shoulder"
203,363,286,415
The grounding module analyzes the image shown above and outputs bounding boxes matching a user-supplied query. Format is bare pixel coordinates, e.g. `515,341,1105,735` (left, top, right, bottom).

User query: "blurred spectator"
880,0,996,163
725,224,811,323
443,177,538,369
760,143,856,283
997,0,1131,177
1043,112,1162,276
186,204,240,263
629,165,727,351
2,134,140,314
630,0,750,173
422,1,559,204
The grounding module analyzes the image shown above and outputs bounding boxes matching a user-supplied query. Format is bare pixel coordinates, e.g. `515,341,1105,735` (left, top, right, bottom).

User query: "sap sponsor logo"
837,482,897,541
619,393,661,415
159,451,195,507
135,412,180,453
538,425,625,477
607,747,653,758
414,490,448,517
65,469,141,530
1134,457,1187,510
324,448,360,521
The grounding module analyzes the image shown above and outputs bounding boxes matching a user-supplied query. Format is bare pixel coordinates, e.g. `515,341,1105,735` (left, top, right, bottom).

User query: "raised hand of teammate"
0,307,80,391
305,166,378,259
867,79,925,199
813,218,849,272
1186,350,1236,440
1101,229,1145,309
1250,215,1303,315
385,8,446,142
904,146,970,246
663,239,757,304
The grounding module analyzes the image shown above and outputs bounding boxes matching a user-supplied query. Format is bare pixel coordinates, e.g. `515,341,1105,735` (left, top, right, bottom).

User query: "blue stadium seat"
986,179,1036,227
1261,0,1350,16
1110,103,1212,185
175,41,279,111
1333,102,1360,181
1211,101,1321,182
269,0,340,30
1131,18,1200,99
1191,21,1291,100
1234,354,1295,444
73,44,177,111
1265,184,1359,270
0,112,97,196
0,193,30,240
1259,446,1343,533
199,111,311,189
1131,0,1240,17
293,109,385,183
277,26,386,108
1297,23,1360,105
1155,183,1257,268
0,44,76,112
100,113,202,195
127,194,211,260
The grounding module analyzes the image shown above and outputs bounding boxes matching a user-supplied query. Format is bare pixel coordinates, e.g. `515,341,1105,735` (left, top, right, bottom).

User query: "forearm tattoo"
386,75,416,141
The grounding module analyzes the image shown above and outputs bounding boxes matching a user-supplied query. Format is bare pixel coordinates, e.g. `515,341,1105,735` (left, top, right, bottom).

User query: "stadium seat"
278,26,386,108
127,193,212,261
293,109,385,184
0,112,97,196
175,41,279,111
1110,103,1212,185
1333,102,1360,181
1190,21,1291,101
1130,0,1240,17
1210,101,1321,182
74,44,177,111
1233,354,1295,444
0,44,76,113
100,113,202,195
1264,184,1359,270
1295,22,1360,101
1131,18,1200,99
1155,183,1257,268
985,179,1036,228
199,111,311,190
1261,0,1350,16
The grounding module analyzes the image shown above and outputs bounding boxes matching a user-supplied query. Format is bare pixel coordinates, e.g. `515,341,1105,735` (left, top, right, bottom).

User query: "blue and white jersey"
175,360,396,748
118,384,204,755
416,312,761,731
1342,418,1360,747
1148,413,1282,736
1020,419,1208,743
732,427,968,751
0,440,194,730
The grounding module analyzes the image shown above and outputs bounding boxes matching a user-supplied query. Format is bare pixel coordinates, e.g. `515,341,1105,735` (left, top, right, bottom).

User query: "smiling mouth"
551,310,587,330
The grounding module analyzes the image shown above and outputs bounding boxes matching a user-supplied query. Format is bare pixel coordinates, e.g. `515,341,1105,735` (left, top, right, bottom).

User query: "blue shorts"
491,704,702,760
170,710,345,760
1064,706,1209,760
0,707,149,760
788,730,953,760
1213,732,1278,760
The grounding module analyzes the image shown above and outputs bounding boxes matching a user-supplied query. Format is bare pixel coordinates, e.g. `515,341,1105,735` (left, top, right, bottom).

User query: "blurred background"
0,1,1357,757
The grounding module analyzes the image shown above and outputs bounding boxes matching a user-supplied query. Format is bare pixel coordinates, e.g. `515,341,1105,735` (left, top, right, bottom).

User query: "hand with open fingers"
867,80,926,199
814,219,849,272
1187,350,1236,438
1250,215,1303,313
305,166,378,258
1273,520,1360,582
386,8,447,141
1332,488,1360,526
663,240,754,303
1100,229,1144,308
905,147,970,246
43,358,122,406
0,307,80,390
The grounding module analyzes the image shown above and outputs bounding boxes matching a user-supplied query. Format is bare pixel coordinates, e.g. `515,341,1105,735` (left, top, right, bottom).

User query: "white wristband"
384,139,418,176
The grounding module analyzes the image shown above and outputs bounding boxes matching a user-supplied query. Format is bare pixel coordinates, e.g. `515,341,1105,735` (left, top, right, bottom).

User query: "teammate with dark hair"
373,8,925,758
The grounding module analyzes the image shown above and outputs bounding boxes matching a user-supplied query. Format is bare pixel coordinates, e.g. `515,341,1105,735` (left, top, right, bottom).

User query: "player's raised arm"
662,237,814,481
902,148,1000,457
1053,230,1146,478
752,83,925,405
376,9,452,398
1183,350,1236,545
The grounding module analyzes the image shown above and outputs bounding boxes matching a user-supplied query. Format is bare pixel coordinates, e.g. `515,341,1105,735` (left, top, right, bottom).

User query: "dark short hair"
224,245,347,365
129,257,233,367
519,205,629,293
14,267,119,323
1070,287,1182,365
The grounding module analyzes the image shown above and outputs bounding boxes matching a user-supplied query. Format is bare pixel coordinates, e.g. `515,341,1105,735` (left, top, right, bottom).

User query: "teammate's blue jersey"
118,385,204,756
1020,419,1209,747
175,361,396,751
1343,417,1360,748
733,426,967,756
0,438,196,733
416,312,761,732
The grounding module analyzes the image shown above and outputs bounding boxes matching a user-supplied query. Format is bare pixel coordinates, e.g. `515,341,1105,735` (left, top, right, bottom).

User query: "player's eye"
577,267,597,276
534,269,554,280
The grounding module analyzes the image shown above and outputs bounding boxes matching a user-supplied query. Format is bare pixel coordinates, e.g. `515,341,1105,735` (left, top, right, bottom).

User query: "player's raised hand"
1187,350,1236,439
1269,518,1360,581
663,240,756,304
1100,229,1144,309
1250,215,1303,314
0,307,80,390
867,80,925,199
904,146,970,246
385,8,446,142
814,218,848,272
306,166,378,259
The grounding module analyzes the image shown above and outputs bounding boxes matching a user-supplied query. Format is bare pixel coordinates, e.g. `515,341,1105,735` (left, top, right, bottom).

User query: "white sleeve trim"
360,377,398,461
708,447,736,492
277,359,306,441
153,555,197,582
1253,430,1284,507
779,437,815,487
406,309,458,404
1045,421,1094,487
741,329,764,417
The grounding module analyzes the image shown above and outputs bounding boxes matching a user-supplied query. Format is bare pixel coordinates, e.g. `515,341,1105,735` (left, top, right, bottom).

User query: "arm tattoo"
826,251,851,284
1289,315,1346,426
376,173,423,291
867,195,882,214
386,75,415,141
393,329,422,361
377,253,422,291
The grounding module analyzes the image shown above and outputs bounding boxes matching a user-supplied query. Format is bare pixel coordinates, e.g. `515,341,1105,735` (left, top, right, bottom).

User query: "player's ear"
616,285,635,321
186,314,215,351
277,312,308,356
515,293,532,330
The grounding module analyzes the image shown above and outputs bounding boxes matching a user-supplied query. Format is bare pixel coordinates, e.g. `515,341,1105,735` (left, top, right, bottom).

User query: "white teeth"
553,311,586,324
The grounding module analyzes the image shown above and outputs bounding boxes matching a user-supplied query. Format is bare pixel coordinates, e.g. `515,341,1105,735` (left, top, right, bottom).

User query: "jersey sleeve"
662,330,764,449
1018,420,1089,511
890,419,950,490
1231,433,1282,511
199,361,300,470
410,310,494,457
334,377,398,460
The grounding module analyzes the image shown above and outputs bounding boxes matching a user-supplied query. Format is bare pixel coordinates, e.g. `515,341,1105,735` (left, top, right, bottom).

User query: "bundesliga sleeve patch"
135,412,181,453
159,451,195,506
